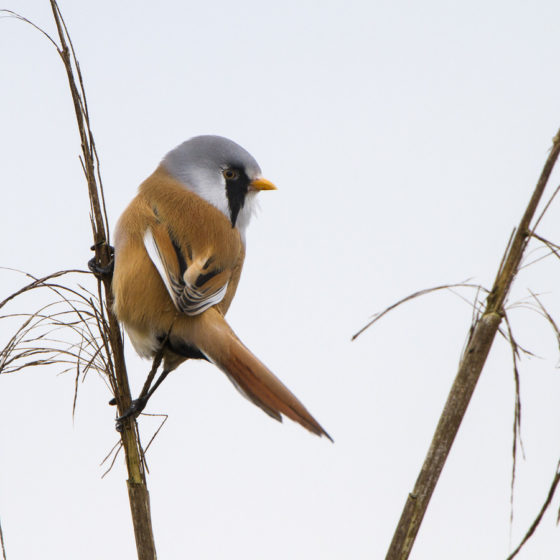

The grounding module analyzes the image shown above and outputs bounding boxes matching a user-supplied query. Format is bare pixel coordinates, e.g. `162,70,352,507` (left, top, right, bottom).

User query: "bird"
111,135,331,440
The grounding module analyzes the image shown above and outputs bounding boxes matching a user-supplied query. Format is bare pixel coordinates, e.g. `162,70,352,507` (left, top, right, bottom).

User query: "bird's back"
112,166,246,358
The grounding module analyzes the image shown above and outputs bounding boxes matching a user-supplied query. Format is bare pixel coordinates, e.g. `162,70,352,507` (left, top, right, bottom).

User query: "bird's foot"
115,396,148,432
88,244,115,279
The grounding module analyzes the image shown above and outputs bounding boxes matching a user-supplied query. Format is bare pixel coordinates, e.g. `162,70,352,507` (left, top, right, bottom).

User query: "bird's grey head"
162,135,275,238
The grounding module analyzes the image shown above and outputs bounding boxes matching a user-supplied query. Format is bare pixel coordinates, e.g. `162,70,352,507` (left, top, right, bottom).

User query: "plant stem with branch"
380,129,560,560
46,2,157,558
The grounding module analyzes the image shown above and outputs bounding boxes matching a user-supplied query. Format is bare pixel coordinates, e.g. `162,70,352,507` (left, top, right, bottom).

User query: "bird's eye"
223,168,239,181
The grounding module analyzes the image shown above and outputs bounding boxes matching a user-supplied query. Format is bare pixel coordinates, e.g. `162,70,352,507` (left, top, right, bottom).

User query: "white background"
2,1,560,558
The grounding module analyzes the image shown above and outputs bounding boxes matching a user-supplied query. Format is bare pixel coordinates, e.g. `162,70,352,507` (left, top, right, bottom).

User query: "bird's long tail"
189,309,332,441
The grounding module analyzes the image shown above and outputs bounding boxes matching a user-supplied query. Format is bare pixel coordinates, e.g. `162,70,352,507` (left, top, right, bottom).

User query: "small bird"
112,135,331,440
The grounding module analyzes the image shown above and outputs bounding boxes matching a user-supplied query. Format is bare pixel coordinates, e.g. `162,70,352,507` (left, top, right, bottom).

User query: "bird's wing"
144,224,231,316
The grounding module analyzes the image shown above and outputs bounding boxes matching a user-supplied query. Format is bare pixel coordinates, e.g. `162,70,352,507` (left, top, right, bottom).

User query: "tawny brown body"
113,166,331,439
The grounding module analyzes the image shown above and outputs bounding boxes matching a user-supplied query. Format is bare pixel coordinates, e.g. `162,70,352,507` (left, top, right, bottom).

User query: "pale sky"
2,1,560,559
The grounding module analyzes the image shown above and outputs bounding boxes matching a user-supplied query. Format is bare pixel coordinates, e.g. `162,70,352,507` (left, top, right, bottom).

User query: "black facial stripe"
224,166,251,227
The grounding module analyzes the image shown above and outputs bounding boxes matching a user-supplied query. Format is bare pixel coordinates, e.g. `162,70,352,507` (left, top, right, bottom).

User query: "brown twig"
0,3,157,557
45,2,157,557
381,128,560,560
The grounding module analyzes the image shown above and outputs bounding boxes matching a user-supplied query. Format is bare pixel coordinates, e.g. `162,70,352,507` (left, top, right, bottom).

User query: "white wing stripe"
143,229,177,303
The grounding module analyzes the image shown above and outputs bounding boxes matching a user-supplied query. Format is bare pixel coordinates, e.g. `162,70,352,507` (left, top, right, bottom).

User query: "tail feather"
196,313,332,441
221,368,283,422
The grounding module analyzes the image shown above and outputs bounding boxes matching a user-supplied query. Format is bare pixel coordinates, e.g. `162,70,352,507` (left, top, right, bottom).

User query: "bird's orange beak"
250,177,277,191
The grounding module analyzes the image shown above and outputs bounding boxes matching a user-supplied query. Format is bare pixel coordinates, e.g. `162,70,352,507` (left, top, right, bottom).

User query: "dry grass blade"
142,414,169,455
505,460,560,560
503,313,525,532
528,290,560,355
0,9,58,48
0,278,109,386
100,440,124,479
352,282,488,341
0,516,6,560
0,268,88,309
531,182,560,233
531,232,560,259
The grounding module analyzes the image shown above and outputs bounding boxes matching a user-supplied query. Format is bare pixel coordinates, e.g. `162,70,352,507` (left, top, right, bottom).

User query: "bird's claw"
88,245,115,279
88,257,114,279
115,396,148,432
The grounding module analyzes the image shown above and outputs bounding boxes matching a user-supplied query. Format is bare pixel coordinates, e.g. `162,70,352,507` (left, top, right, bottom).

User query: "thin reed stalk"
0,3,158,557
47,2,157,557
357,129,560,560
